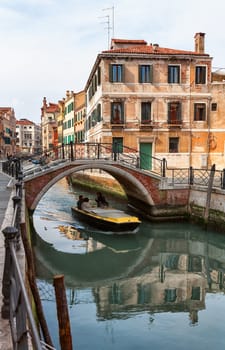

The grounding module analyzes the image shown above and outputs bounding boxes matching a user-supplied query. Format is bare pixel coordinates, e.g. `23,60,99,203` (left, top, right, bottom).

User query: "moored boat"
71,206,141,233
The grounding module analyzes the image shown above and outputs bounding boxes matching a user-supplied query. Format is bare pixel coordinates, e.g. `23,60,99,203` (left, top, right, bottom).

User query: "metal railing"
164,161,225,190
1,166,55,349
18,142,164,178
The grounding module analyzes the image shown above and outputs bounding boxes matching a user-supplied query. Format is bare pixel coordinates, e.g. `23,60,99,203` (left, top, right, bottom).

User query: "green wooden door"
140,143,152,170
112,137,123,153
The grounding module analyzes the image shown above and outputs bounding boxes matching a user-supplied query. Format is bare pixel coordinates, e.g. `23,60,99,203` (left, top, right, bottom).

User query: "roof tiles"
103,41,209,56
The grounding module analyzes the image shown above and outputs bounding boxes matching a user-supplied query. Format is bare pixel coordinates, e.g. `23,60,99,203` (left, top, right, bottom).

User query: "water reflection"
33,213,225,325
32,178,225,349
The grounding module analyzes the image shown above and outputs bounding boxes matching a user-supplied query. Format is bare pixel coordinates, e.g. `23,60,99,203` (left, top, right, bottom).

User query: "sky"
0,0,225,123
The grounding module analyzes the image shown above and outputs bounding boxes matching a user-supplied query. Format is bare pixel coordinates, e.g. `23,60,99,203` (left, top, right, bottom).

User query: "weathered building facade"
85,33,225,170
57,99,65,147
41,97,59,151
63,91,75,145
16,118,41,154
0,107,16,158
74,90,86,143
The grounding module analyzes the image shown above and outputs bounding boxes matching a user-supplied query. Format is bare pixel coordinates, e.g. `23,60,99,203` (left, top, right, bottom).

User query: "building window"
137,284,151,304
168,102,181,124
195,66,206,84
141,102,151,123
111,102,124,123
168,65,180,83
67,102,74,113
109,283,122,305
194,103,206,121
109,64,124,82
165,288,177,302
211,103,217,111
191,287,201,300
139,65,153,83
97,103,101,122
169,137,179,153
97,66,101,85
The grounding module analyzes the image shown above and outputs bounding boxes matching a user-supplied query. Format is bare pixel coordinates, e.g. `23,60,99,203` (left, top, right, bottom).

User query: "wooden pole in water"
20,222,54,347
204,164,215,226
53,275,73,350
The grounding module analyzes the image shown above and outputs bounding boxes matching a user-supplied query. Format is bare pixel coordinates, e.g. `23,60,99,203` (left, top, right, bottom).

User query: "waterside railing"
1,165,55,349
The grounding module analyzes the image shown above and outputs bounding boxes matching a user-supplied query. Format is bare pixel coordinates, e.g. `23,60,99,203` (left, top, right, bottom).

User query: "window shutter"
121,102,124,122
110,102,113,122
178,102,181,120
168,66,171,83
138,65,142,83
121,65,125,82
97,66,101,85
97,104,101,122
109,64,113,82
168,103,171,121
150,65,153,83
178,66,180,83
203,105,206,120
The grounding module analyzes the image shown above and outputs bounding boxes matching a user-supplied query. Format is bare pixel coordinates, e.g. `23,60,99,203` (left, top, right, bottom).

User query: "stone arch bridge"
24,159,189,220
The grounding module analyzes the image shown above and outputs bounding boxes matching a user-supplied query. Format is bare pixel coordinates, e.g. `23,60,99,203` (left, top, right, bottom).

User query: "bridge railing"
2,142,164,177
164,162,225,190
4,143,225,190
1,168,55,349
54,142,164,175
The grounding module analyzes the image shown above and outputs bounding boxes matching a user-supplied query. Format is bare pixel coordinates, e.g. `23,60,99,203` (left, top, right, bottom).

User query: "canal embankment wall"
188,185,225,229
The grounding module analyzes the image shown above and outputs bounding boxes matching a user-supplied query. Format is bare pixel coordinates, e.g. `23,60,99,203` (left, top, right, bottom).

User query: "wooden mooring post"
204,164,215,226
53,275,73,350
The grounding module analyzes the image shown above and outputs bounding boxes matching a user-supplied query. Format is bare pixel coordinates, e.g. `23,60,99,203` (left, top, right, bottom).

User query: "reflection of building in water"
57,225,105,253
93,253,207,325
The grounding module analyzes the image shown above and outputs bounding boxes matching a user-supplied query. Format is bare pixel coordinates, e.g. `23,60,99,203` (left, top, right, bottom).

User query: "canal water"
32,177,225,350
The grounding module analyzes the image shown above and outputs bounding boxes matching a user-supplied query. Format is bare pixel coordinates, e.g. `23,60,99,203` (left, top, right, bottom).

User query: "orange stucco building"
85,33,225,170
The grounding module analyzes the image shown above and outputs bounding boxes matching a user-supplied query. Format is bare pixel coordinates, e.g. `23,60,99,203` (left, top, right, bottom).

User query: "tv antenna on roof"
100,5,115,49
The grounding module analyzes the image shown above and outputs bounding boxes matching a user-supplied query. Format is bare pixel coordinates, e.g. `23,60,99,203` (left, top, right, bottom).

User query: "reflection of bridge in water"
34,223,225,325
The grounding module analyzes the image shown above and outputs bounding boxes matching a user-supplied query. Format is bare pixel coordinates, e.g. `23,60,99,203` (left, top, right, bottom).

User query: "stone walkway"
0,169,14,349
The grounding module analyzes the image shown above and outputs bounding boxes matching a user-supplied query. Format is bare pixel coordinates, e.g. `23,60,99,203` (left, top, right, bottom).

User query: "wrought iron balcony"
167,119,182,128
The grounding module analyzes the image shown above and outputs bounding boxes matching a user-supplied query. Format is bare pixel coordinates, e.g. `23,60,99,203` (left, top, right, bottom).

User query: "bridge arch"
27,162,155,212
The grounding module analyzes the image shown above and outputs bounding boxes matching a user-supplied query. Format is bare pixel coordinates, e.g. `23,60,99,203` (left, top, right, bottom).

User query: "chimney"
43,97,47,108
153,43,159,52
194,32,205,54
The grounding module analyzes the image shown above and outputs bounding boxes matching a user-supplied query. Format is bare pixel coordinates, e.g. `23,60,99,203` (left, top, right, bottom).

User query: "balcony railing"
167,119,182,127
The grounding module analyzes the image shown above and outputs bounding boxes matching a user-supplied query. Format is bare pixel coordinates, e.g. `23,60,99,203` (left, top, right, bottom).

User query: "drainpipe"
206,95,212,168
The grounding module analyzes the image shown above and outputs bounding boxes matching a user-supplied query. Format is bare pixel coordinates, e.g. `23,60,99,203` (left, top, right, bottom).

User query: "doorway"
140,142,152,170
